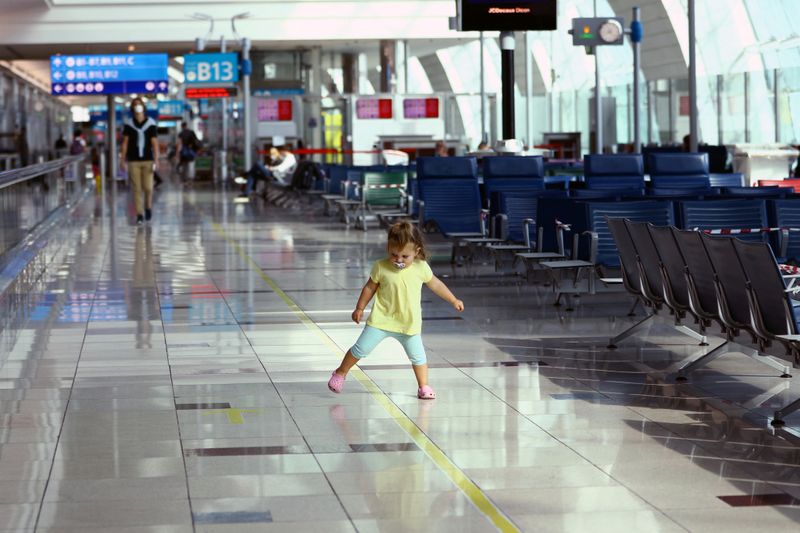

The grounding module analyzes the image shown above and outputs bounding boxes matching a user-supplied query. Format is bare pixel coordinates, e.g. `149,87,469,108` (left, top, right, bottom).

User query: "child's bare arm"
426,276,464,311
352,279,379,323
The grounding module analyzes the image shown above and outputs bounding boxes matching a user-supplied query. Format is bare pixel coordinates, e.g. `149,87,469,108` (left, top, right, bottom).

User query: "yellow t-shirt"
366,259,434,335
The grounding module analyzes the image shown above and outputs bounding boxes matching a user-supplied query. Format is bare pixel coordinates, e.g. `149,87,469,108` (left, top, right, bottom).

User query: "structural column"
379,40,397,93
525,31,533,148
480,32,487,143
688,0,699,151
775,69,780,142
717,74,723,144
744,71,750,143
500,31,515,140
242,38,253,171
310,47,323,158
107,94,117,201
220,37,228,182
402,40,409,94
668,78,675,143
342,53,358,94
632,6,642,153
594,50,602,154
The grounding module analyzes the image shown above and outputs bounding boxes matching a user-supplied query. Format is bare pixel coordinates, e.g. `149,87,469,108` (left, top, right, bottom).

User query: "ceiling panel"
1,1,463,49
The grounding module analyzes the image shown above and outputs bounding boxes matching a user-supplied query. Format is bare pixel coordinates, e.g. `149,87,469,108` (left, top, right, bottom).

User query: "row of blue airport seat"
538,197,800,268
411,156,797,258
319,153,746,220
312,157,790,267
584,152,743,190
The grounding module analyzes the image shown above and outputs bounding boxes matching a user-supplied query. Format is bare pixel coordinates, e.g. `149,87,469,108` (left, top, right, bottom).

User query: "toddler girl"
328,220,464,399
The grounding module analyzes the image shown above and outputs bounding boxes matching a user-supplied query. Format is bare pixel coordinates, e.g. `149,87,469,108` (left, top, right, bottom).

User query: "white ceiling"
0,1,466,58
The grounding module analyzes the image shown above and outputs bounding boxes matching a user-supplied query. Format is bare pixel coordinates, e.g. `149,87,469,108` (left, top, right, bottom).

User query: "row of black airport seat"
607,217,800,426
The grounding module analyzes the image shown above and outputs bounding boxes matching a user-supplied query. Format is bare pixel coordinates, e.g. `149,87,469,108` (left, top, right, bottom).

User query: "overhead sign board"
185,87,238,99
88,103,157,122
158,100,185,119
458,0,557,31
50,53,169,95
252,88,304,96
184,53,239,85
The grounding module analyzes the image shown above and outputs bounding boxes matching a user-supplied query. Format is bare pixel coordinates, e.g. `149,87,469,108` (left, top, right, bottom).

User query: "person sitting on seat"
240,146,298,196
269,145,297,185
237,148,277,196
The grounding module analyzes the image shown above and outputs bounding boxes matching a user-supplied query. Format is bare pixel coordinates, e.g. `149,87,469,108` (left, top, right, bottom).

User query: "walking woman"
120,98,159,224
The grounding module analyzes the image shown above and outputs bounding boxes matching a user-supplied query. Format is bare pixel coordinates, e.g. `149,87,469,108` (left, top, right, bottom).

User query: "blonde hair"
387,220,427,260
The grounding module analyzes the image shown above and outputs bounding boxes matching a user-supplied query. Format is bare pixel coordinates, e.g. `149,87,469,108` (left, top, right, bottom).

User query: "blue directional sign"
87,103,158,122
158,100,185,119
184,53,239,85
50,53,169,95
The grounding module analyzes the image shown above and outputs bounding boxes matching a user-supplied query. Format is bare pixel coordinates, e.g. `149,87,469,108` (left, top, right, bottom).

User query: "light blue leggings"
351,325,427,365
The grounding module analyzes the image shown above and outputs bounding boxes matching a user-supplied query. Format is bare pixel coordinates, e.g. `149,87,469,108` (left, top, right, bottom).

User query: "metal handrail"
0,154,87,191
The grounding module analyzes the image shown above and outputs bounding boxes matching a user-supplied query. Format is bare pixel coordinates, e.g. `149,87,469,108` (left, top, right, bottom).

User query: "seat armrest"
572,233,581,260
555,224,566,256
496,214,509,241
417,199,425,222
522,218,535,250
781,228,789,259
583,231,599,264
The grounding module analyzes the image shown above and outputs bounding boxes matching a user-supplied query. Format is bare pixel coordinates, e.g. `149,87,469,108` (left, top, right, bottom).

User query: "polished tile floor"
1,184,800,532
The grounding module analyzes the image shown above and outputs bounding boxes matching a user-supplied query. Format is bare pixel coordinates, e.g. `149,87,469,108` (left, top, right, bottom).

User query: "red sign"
185,87,238,99
403,98,439,119
679,95,690,116
356,98,393,119
257,99,293,121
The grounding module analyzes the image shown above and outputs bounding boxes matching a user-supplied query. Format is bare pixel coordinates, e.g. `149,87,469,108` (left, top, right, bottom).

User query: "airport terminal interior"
2,0,800,532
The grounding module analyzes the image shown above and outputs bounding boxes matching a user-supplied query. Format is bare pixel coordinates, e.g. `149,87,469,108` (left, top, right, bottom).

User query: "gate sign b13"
50,53,168,95
184,53,239,84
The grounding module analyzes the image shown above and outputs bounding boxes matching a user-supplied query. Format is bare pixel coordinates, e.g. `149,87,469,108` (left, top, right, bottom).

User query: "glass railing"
0,155,89,260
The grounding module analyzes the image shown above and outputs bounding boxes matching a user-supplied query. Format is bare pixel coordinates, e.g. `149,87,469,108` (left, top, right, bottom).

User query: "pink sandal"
328,372,345,393
417,385,436,400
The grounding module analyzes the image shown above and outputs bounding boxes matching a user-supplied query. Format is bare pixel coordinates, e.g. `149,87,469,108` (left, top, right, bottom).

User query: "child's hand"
452,299,464,312
352,308,364,324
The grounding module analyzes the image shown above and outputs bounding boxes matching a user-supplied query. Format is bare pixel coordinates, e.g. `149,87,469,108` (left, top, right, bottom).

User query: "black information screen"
460,0,557,31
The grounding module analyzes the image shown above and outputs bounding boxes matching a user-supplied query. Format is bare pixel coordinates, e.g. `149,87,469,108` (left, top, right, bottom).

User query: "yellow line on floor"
211,221,520,533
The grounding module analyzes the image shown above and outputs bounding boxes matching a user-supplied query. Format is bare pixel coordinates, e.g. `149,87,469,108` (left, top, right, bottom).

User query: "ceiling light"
128,45,136,52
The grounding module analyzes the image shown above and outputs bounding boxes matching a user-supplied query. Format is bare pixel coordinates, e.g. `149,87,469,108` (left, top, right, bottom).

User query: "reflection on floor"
1,185,799,532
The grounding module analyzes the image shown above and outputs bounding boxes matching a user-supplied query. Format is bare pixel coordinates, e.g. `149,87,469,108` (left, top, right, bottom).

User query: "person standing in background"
55,133,67,155
120,98,159,225
16,125,30,167
175,121,200,183
69,130,86,155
